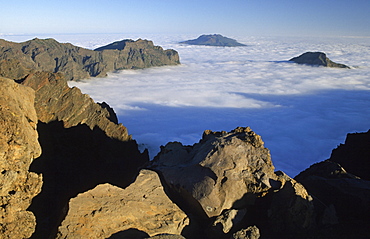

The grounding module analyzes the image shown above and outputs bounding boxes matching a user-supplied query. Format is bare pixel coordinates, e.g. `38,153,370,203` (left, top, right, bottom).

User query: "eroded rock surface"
0,77,42,238
151,127,276,218
57,169,189,238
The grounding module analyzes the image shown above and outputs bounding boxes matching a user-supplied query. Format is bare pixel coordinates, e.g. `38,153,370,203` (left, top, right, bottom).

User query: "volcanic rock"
329,130,370,180
289,52,350,68
57,169,189,238
180,34,246,47
151,127,276,218
0,37,180,81
0,77,42,238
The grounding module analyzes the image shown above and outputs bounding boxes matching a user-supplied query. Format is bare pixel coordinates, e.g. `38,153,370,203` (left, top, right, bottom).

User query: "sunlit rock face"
56,169,189,239
151,127,276,218
0,38,180,81
289,52,350,68
0,77,43,239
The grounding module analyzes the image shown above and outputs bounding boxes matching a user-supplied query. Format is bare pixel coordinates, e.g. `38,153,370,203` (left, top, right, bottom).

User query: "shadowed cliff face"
10,71,149,238
29,121,148,239
0,38,180,81
289,52,350,68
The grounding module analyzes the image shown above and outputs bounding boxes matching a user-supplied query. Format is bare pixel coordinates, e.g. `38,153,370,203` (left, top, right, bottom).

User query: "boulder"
151,127,276,218
57,169,189,238
329,130,370,180
289,52,350,68
180,34,246,47
0,77,42,238
0,38,180,81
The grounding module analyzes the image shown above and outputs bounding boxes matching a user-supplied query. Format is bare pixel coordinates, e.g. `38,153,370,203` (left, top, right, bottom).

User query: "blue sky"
1,0,369,36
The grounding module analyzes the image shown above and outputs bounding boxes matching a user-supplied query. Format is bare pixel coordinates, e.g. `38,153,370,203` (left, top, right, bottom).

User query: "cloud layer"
62,34,370,176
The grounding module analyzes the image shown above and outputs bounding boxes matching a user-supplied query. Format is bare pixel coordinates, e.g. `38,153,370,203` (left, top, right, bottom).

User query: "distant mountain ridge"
0,38,180,81
180,34,246,47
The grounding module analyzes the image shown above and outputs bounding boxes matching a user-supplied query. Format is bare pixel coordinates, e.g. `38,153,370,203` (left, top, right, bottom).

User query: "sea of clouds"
4,33,370,176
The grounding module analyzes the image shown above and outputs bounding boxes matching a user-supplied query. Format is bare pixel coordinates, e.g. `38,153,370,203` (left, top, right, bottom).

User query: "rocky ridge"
289,52,350,68
0,38,180,81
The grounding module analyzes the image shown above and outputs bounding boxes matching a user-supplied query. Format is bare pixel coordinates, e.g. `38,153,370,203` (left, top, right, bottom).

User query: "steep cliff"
0,77,43,238
0,38,180,81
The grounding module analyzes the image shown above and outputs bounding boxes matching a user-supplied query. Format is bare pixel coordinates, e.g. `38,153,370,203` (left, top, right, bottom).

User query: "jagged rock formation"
295,160,370,238
151,127,316,238
57,169,189,238
329,130,370,180
231,226,260,239
151,127,276,219
180,34,246,47
0,38,180,81
289,52,350,68
0,77,43,238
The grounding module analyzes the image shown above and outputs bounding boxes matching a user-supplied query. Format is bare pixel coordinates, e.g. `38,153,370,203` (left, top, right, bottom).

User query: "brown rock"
151,127,276,218
0,77,42,238
57,169,189,238
21,71,130,141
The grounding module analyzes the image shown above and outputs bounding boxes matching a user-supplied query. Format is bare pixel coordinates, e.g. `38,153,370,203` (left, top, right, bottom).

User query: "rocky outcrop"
180,34,246,47
329,130,370,180
0,77,42,238
57,169,189,238
295,160,370,238
0,38,180,81
289,52,350,68
20,71,130,141
150,127,318,239
151,127,276,219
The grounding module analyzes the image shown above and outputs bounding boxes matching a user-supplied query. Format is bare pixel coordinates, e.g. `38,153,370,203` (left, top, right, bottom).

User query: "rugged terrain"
0,38,180,81
180,34,246,47
0,37,368,239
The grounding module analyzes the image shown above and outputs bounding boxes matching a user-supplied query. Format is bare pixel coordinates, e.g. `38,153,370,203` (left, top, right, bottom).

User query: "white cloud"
54,34,370,177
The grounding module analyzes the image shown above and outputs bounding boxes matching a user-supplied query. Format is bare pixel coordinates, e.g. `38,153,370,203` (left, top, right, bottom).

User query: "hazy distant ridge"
180,34,247,47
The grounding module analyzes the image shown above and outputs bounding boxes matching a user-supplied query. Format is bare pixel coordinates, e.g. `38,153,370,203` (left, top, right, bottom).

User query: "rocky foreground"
1,72,369,238
0,37,368,238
